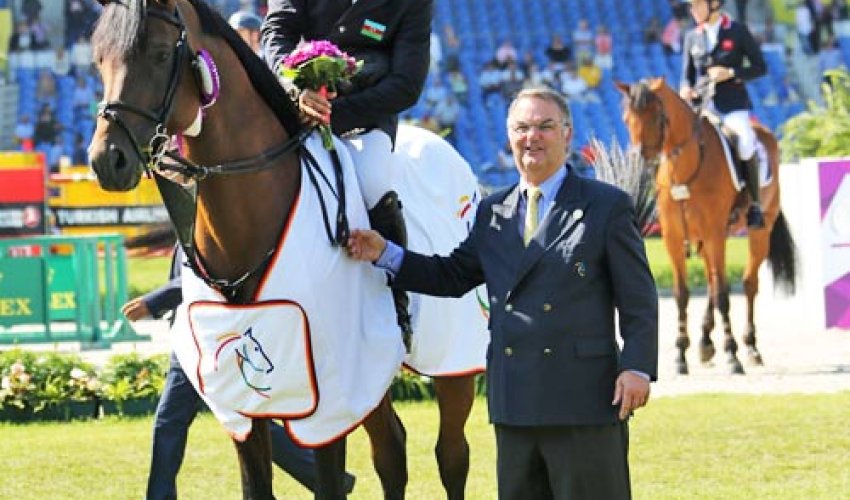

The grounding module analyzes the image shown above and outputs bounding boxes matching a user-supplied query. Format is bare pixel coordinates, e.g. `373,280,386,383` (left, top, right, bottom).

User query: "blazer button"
542,303,552,312
505,304,513,312
339,26,346,33
543,348,552,355
504,347,513,356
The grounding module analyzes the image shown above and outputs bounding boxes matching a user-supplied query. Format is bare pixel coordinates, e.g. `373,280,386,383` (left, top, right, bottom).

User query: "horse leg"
233,418,275,500
699,297,716,364
704,239,745,375
314,437,348,500
664,237,691,375
362,393,407,500
433,375,475,500
743,229,771,366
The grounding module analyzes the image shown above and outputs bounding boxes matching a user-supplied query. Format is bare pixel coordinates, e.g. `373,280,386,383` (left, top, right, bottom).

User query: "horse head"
615,77,669,161
88,0,209,191
237,328,274,374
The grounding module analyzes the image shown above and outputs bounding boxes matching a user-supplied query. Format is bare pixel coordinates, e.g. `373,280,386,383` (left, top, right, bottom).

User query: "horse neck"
655,85,703,183
181,34,300,292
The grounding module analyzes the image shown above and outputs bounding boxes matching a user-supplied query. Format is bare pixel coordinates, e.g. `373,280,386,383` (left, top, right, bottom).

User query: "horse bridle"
97,7,188,175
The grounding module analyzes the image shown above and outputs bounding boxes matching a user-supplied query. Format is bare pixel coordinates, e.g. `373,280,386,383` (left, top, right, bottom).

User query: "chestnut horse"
616,78,795,375
87,1,480,498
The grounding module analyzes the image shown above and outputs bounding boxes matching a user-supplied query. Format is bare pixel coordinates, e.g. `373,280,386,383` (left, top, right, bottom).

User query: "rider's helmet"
228,11,263,32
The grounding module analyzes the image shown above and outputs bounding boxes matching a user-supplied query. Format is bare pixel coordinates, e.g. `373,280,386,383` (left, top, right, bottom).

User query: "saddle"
700,109,771,192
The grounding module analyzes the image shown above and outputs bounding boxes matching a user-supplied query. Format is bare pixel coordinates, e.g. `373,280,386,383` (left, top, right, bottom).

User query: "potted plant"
99,353,168,417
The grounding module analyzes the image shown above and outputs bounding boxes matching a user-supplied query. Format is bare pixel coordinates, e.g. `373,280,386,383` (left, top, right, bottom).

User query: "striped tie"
523,186,542,246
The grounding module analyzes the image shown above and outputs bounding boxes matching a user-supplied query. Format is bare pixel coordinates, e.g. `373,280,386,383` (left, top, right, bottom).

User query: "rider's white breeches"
341,129,397,209
720,109,757,161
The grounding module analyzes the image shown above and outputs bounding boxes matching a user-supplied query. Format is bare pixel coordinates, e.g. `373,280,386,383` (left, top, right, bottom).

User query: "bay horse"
87,1,483,498
616,78,795,375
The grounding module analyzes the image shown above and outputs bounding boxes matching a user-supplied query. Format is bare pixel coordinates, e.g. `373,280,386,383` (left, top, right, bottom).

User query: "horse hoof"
728,359,745,375
748,350,764,366
676,359,689,375
699,344,716,363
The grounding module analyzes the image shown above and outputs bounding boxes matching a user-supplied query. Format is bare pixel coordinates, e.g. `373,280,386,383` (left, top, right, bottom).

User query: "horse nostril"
109,144,128,171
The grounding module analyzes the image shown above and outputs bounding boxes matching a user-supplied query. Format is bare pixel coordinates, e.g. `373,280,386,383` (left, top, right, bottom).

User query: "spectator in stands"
429,31,442,77
572,18,594,61
22,0,42,25
662,17,685,54
52,47,72,77
495,139,513,171
33,105,61,149
14,114,35,151
72,74,95,120
544,34,572,71
433,94,460,145
594,24,613,70
417,113,441,135
540,61,562,89
500,60,526,99
442,25,461,73
71,34,93,77
35,69,56,107
796,0,816,54
72,133,88,165
447,69,469,105
65,0,98,46
645,16,663,44
818,35,845,86
523,61,546,87
495,39,518,68
424,77,449,110
479,60,504,101
669,0,691,20
46,135,65,172
559,62,589,101
577,56,602,102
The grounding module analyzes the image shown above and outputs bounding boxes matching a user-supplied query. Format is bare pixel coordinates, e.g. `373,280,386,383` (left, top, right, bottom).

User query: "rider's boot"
368,191,414,352
744,156,765,229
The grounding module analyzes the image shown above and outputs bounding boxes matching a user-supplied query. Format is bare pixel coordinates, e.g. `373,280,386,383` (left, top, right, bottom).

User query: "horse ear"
614,80,630,95
648,77,666,91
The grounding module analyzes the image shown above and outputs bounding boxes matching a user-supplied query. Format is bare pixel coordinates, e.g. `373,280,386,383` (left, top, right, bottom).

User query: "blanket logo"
214,327,275,398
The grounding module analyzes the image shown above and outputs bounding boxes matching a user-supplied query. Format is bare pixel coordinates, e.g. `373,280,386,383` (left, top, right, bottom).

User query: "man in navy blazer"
348,87,658,499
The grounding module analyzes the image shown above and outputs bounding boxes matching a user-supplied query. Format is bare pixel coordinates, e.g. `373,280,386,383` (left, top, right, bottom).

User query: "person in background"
680,0,767,228
347,86,658,499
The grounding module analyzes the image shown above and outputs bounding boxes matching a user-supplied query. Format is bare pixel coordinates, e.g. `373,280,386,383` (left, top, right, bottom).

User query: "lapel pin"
574,261,586,277
572,209,584,221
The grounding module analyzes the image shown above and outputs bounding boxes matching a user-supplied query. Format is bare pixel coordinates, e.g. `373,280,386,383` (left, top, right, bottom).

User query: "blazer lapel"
511,173,588,289
489,184,525,256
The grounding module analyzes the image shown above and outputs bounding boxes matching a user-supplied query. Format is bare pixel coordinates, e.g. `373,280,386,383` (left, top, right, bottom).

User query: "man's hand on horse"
298,88,337,127
122,297,152,321
347,229,387,263
707,65,735,82
612,371,651,420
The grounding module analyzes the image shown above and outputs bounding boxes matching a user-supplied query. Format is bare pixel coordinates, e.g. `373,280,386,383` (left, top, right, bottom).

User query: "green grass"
1,393,848,499
125,238,751,298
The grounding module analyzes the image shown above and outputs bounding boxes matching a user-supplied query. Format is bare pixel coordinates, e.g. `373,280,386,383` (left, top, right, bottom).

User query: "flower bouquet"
279,40,362,150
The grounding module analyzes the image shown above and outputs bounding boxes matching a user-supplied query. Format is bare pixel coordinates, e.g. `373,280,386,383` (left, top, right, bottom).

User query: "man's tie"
523,186,542,246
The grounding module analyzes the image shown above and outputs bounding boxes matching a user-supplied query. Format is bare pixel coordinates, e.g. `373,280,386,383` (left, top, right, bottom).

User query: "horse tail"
768,211,796,294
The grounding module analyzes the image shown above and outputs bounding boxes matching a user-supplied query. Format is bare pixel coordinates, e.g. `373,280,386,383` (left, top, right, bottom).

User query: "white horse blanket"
171,128,488,444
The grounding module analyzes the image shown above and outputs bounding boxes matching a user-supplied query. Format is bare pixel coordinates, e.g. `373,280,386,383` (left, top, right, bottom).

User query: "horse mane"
626,80,653,111
92,0,146,62
187,0,302,137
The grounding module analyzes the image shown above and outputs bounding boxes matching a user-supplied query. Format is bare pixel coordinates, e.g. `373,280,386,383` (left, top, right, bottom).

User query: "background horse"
616,77,795,375
88,1,484,498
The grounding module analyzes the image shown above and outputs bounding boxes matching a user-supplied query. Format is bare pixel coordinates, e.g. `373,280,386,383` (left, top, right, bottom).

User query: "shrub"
99,352,168,403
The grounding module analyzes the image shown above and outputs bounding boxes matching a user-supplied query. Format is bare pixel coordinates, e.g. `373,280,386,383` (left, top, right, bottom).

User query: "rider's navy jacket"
261,0,433,142
681,13,766,113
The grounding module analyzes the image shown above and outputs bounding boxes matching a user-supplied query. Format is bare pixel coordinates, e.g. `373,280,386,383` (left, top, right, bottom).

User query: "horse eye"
155,50,171,64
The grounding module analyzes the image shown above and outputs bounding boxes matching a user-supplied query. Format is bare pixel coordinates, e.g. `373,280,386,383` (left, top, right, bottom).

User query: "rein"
101,2,348,301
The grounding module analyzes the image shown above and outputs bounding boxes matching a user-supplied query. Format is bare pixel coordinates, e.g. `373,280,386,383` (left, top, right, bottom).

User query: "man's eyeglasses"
510,120,568,135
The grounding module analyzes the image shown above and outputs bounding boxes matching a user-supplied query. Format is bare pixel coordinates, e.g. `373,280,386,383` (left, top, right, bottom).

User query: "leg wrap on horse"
744,156,765,229
368,190,414,351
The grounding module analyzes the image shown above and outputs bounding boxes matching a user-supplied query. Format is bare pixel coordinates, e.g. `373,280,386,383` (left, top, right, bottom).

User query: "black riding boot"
744,156,765,229
368,191,414,351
